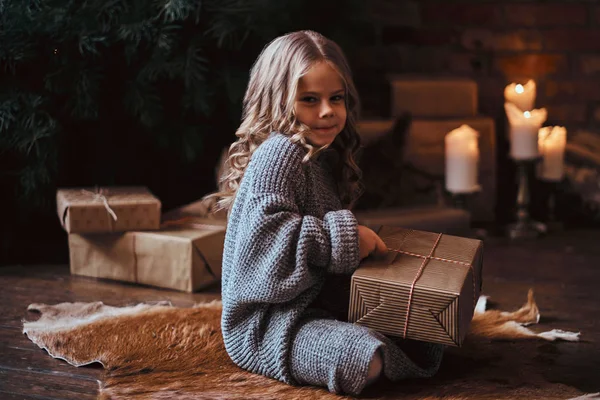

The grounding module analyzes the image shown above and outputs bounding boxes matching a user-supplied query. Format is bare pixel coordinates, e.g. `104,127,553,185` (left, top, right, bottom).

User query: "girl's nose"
319,101,334,118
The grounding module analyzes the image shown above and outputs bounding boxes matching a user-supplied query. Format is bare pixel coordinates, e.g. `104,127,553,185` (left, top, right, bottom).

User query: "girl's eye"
331,95,345,102
301,96,318,103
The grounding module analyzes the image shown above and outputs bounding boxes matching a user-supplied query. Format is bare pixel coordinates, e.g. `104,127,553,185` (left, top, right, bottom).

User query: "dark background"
2,0,600,266
0,0,368,265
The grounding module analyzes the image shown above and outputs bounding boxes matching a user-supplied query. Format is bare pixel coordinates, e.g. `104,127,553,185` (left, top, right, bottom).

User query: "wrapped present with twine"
68,217,226,292
348,226,483,347
57,186,161,234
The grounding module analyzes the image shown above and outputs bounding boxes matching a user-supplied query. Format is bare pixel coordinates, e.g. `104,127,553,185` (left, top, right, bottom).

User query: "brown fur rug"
22,290,593,400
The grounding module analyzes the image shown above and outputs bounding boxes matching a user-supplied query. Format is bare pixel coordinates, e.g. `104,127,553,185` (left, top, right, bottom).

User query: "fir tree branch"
124,79,163,127
78,35,108,56
158,0,196,23
180,125,204,163
184,40,207,89
183,80,213,116
0,98,18,133
98,0,128,32
68,67,101,119
155,24,181,53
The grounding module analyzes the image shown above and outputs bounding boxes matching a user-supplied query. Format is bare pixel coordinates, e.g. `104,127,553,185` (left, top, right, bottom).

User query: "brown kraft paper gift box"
57,186,161,234
68,218,226,292
348,226,483,347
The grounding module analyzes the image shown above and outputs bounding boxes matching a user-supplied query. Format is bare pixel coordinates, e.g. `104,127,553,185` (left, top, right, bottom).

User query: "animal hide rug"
22,290,588,400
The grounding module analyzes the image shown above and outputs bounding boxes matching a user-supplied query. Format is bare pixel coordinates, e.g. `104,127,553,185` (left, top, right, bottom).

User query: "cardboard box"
357,119,396,146
354,205,471,236
68,218,226,292
161,198,228,222
390,76,478,118
57,186,161,234
349,226,483,347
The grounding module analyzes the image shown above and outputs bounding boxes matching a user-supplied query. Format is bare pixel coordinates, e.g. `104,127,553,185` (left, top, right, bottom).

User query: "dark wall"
0,0,370,266
346,1,600,226
350,0,600,132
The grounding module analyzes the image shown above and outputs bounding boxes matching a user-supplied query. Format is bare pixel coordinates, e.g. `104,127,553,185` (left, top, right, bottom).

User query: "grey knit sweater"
221,132,444,395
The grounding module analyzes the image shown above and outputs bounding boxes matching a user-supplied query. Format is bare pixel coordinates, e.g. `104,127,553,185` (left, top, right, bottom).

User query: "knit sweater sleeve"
228,136,360,303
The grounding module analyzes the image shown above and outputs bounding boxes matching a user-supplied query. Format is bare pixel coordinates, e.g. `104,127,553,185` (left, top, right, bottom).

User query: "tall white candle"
505,102,547,160
504,79,536,111
538,126,567,181
445,124,480,194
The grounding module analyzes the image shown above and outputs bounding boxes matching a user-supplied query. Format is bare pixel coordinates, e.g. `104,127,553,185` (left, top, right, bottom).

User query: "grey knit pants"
290,317,444,395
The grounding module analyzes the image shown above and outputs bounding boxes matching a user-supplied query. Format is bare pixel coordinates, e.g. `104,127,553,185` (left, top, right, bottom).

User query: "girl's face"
294,62,347,147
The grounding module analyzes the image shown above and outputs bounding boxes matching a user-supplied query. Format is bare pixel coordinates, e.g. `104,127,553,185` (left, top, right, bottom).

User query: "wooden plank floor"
1,229,599,399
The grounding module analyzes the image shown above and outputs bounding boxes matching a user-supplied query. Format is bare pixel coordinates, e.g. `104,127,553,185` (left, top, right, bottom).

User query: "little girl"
209,30,444,396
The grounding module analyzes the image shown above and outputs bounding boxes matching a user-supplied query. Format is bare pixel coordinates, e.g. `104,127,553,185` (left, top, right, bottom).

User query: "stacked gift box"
57,186,226,292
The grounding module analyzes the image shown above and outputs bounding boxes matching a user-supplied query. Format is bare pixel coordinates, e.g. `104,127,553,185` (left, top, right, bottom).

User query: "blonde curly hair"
206,30,363,214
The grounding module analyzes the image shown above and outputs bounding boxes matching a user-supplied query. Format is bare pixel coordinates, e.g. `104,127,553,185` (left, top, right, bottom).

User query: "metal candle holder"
507,158,547,239
451,192,469,210
451,190,478,211
543,179,563,232
449,188,487,239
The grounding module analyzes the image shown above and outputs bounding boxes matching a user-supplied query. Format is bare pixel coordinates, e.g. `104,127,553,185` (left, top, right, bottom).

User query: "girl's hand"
357,225,388,261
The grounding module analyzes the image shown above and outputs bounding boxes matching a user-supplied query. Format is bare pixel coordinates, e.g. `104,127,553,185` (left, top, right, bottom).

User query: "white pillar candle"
538,126,567,181
504,79,536,111
505,102,547,160
445,124,480,194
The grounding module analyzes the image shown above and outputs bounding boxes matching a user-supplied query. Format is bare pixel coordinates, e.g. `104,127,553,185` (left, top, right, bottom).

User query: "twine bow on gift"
386,230,477,339
81,187,118,222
